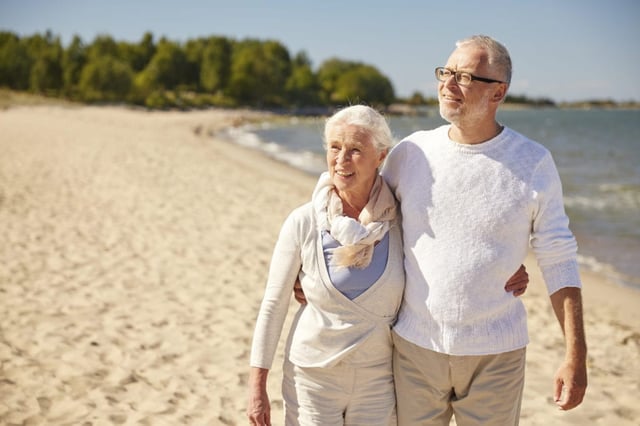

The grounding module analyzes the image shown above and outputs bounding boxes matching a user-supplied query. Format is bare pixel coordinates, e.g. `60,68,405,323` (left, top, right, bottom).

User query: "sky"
1,0,639,103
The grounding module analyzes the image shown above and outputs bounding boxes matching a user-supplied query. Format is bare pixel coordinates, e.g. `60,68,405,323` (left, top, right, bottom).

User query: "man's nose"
443,73,459,88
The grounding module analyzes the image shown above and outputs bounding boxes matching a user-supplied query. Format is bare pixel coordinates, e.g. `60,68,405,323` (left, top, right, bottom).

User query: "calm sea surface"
220,109,640,290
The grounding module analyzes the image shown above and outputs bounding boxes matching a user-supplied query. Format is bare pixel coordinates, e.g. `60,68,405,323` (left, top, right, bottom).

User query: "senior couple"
247,35,587,426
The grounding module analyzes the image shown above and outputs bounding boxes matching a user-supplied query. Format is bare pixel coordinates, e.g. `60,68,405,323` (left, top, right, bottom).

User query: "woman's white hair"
323,105,394,154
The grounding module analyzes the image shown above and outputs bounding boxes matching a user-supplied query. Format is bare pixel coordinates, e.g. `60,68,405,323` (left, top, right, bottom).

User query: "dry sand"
0,105,638,425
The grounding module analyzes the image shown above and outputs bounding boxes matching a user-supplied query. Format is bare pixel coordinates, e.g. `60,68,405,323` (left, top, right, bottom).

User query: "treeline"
390,88,559,108
503,94,555,106
0,30,395,109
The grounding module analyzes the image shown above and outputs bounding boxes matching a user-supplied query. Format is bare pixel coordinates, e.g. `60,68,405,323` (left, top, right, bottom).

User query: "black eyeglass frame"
435,67,505,85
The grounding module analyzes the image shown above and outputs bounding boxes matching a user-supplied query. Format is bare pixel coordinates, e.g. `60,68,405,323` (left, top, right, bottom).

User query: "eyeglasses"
435,67,505,86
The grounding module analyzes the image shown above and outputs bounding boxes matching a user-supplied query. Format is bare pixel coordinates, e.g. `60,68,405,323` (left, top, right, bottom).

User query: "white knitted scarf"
312,171,397,269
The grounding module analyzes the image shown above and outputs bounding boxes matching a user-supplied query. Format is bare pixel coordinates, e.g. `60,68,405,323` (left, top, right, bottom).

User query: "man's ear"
492,83,508,103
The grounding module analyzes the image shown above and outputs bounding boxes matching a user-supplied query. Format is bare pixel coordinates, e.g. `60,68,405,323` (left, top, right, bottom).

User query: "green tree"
78,56,133,102
199,37,231,93
183,36,231,92
285,51,321,106
227,39,292,106
29,35,64,94
316,58,358,102
138,32,156,68
86,34,119,61
0,32,31,90
335,65,394,106
184,38,206,90
119,32,156,72
62,35,87,96
16,31,64,94
317,59,394,106
138,39,189,91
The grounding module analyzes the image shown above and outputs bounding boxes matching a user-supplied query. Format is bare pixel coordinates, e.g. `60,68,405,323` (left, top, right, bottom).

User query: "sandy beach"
1,105,638,425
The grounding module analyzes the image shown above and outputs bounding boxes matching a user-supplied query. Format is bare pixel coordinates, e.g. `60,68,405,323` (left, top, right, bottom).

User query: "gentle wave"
564,188,640,211
217,126,326,176
577,254,640,289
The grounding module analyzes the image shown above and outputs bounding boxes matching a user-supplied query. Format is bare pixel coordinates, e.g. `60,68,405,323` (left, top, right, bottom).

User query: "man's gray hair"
457,35,512,84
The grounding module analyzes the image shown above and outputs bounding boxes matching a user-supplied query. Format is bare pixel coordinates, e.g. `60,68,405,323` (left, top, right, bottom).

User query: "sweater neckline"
444,124,509,153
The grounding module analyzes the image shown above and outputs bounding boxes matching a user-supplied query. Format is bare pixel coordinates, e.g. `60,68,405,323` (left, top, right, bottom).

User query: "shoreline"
228,116,640,293
0,105,638,425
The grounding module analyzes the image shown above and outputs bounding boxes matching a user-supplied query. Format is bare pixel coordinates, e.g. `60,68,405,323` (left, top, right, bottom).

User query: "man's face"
438,44,505,126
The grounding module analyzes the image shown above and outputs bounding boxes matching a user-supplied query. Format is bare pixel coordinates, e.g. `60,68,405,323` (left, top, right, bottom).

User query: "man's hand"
554,359,587,410
293,279,307,305
505,264,529,297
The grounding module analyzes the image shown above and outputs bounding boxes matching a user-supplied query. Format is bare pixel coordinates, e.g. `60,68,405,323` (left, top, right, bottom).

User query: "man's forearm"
549,286,587,409
550,287,587,360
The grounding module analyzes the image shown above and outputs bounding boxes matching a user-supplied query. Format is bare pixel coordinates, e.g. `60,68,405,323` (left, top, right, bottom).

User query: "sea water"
219,108,640,290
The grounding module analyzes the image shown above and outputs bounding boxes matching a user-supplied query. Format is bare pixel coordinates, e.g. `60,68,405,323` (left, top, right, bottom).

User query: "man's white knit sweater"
382,124,581,356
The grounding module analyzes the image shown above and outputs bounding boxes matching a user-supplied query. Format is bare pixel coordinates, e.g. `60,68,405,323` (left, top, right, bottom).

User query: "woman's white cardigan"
250,202,405,369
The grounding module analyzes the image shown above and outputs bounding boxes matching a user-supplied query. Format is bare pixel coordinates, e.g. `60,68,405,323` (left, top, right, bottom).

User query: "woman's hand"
247,367,271,426
505,264,529,297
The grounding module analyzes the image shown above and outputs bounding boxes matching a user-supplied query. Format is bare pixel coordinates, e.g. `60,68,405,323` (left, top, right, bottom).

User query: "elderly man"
383,35,587,425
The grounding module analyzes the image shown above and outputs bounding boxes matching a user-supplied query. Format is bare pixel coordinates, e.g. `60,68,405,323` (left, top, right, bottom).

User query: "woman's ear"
379,149,388,164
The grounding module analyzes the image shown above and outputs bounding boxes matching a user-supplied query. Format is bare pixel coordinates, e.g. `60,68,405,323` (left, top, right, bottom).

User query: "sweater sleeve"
529,152,582,295
381,139,410,200
249,209,303,369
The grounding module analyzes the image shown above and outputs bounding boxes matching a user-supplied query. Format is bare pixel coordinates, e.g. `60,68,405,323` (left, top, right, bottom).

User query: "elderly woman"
248,105,404,425
247,105,528,425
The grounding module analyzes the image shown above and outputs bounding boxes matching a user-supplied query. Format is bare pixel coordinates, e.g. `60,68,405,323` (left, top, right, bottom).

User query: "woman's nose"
337,149,350,163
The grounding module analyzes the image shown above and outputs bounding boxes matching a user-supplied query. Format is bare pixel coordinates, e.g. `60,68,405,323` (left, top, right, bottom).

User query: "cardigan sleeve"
249,208,304,369
529,151,582,295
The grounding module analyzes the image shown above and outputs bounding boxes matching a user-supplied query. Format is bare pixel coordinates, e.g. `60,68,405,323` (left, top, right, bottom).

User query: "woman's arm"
247,367,271,425
250,211,303,368
247,209,305,424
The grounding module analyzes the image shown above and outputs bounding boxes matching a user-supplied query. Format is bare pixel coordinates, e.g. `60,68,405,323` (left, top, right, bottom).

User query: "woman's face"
326,124,386,200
